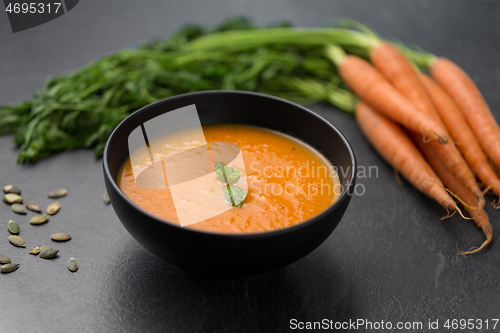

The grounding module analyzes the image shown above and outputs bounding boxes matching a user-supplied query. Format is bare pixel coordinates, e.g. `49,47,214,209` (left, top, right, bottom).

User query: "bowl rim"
103,90,356,239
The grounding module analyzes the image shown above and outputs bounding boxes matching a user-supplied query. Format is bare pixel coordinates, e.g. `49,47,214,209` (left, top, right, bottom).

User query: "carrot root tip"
422,131,447,144
445,188,481,211
480,184,491,195
422,133,431,143
432,131,448,144
455,206,473,220
393,169,403,186
441,208,457,220
492,198,500,209
457,240,491,256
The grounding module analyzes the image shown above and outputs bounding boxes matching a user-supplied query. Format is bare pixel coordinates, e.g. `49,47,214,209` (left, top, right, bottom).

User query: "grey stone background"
0,1,499,332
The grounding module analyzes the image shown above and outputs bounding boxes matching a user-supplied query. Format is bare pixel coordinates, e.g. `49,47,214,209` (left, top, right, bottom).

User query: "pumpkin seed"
29,247,40,255
1,263,19,273
9,235,26,247
48,189,67,198
47,202,61,215
11,203,27,214
3,185,21,195
26,202,42,212
67,258,79,272
30,214,49,225
0,255,10,264
4,193,23,204
39,248,59,259
30,245,52,255
103,190,110,205
8,220,20,235
51,233,71,242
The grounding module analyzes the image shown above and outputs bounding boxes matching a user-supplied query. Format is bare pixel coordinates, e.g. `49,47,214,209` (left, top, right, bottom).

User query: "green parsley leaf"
214,162,241,184
223,185,247,208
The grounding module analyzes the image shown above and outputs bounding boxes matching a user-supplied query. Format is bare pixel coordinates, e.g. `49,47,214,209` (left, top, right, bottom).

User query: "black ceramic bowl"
104,91,356,279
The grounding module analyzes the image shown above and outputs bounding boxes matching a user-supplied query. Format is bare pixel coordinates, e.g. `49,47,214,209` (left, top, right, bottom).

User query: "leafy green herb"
215,161,246,208
214,162,241,184
223,185,247,208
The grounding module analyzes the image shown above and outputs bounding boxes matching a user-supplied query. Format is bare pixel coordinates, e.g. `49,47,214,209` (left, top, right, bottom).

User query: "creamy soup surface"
118,124,341,233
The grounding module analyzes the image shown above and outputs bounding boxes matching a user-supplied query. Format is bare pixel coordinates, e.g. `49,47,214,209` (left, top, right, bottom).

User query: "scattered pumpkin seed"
67,258,79,272
26,202,42,212
11,203,27,214
29,247,40,255
3,185,21,195
1,263,19,273
51,233,71,242
39,248,59,259
48,189,67,198
3,193,23,204
103,190,110,205
0,255,10,264
30,214,49,225
8,235,26,247
8,220,20,235
47,202,61,215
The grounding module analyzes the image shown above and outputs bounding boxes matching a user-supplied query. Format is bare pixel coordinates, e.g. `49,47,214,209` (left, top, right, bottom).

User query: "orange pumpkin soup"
118,124,341,233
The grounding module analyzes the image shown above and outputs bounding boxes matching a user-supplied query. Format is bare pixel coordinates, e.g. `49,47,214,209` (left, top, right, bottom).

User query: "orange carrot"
355,102,457,211
420,73,500,202
430,58,500,171
326,45,448,143
368,43,484,208
412,132,492,255
370,42,439,119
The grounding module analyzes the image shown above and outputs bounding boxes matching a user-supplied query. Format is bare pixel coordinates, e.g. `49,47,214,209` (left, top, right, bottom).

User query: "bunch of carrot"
324,39,499,255
168,21,500,253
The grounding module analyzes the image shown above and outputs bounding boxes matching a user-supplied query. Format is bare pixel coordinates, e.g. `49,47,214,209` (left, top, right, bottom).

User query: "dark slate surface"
1,1,499,332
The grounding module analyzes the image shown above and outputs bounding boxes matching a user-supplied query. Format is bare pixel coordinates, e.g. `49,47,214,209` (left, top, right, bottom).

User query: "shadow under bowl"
103,90,356,279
